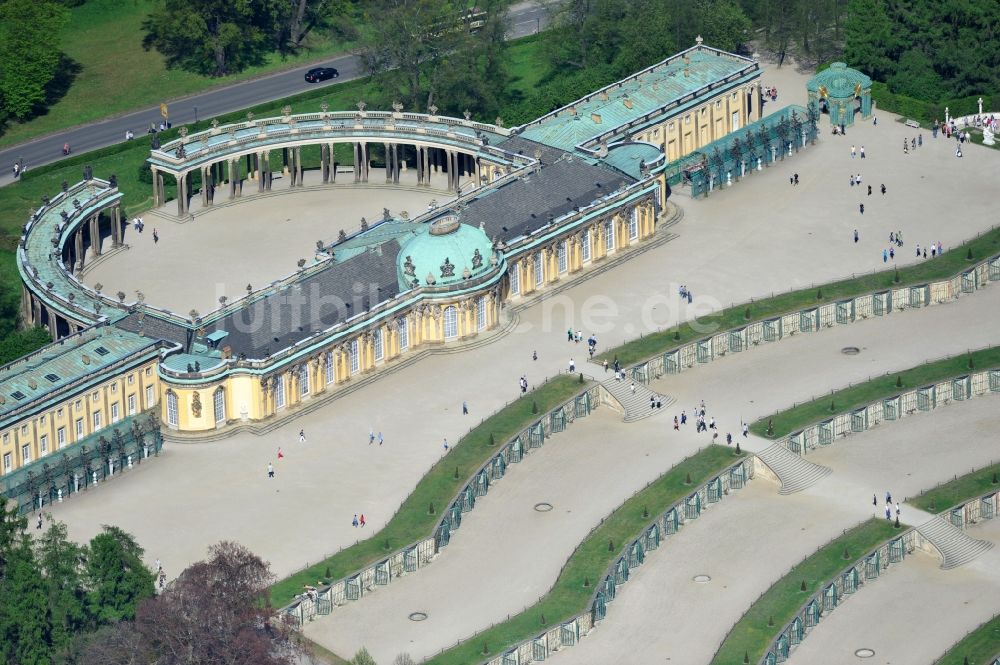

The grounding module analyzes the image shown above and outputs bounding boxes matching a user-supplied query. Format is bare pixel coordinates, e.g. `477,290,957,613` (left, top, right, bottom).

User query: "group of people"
915,241,945,259
672,400,749,447
11,161,24,178
875,491,901,521
351,513,367,528
678,285,693,303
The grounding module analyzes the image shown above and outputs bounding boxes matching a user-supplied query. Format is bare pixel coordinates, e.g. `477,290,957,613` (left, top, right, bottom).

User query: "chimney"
591,113,602,124
599,91,609,101
623,98,633,110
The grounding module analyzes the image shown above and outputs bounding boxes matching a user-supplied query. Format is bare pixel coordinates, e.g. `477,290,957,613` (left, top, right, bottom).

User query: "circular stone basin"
534,502,554,512
692,574,711,583
842,346,861,355
408,611,428,622
854,648,875,659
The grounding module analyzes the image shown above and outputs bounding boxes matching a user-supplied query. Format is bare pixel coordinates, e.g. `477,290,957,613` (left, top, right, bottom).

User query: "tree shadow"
41,53,83,113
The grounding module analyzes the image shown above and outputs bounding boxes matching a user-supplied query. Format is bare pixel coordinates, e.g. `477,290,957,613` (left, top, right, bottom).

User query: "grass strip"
596,228,1000,369
426,445,743,665
749,347,1000,440
711,518,902,665
268,374,586,607
934,614,1000,665
911,462,1000,513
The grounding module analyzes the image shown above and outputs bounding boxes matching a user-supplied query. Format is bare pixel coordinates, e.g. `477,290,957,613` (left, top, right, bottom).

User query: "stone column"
32,296,41,327
384,142,392,183
392,143,400,184
229,159,237,199
322,144,330,183
151,166,160,206
112,205,122,247
296,147,303,187
258,152,266,192
474,157,482,189
75,231,85,273
201,166,210,206
329,142,336,183
263,152,272,191
46,306,57,339
361,142,369,182
353,142,360,182
90,215,101,257
445,150,453,190
176,174,186,216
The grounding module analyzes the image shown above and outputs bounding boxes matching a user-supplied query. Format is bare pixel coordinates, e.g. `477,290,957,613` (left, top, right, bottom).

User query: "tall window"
40,435,48,457
75,418,84,439
145,385,155,408
2,453,10,474
324,351,335,384
510,264,520,295
373,328,384,361
604,220,615,252
398,317,409,351
629,208,639,240
582,230,592,262
477,296,487,331
92,411,102,431
275,376,286,409
166,391,179,427
127,394,136,415
443,305,458,340
299,364,310,396
350,339,360,374
21,445,30,465
111,403,120,423
533,252,543,286
57,427,66,449
557,241,568,273
214,388,226,425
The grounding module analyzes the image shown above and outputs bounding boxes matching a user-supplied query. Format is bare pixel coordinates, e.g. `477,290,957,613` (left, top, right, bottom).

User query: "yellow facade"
1,359,160,476
159,292,500,431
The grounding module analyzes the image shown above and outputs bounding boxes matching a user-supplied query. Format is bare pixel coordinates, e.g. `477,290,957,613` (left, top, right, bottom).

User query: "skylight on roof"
94,346,110,356
45,373,59,382
10,391,25,400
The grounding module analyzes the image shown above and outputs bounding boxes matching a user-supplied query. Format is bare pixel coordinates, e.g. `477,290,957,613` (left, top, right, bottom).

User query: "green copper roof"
0,326,159,427
807,63,872,98
519,45,757,152
601,142,663,179
396,216,496,290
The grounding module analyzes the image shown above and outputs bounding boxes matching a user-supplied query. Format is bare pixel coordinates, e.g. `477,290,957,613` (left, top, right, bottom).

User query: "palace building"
4,39,764,502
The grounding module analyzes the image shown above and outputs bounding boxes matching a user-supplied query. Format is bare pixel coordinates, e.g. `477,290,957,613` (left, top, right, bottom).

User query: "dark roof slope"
206,241,401,358
459,156,633,243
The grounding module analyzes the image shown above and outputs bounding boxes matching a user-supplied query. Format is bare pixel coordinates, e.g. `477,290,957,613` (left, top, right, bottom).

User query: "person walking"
895,502,901,518
267,462,274,479
854,229,859,243
299,429,305,443
369,429,375,445
462,400,469,415
352,514,359,527
680,411,687,425
860,145,866,158
153,229,159,244
742,423,749,437
883,249,888,263
603,359,609,373
359,514,366,528
443,438,449,451
867,184,872,196
890,247,895,260
36,513,42,530
377,432,383,446
673,416,679,431
569,358,575,373
860,203,865,215
851,145,856,158
881,184,886,195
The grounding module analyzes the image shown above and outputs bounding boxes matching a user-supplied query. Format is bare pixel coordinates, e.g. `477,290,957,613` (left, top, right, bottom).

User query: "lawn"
595,227,1000,369
268,374,588,607
711,518,902,665
0,0,365,148
911,462,1000,513
934,614,1000,665
426,445,743,665
749,346,1000,439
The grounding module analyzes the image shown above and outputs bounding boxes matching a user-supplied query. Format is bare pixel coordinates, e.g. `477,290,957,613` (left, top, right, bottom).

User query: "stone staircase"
916,516,994,569
755,443,832,495
600,377,673,423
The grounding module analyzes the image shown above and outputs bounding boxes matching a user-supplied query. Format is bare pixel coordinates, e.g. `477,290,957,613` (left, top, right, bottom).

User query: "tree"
843,0,894,82
0,536,52,665
142,0,288,77
0,327,52,366
0,0,70,120
130,541,300,665
36,521,89,659
86,526,156,624
697,0,752,53
352,647,378,665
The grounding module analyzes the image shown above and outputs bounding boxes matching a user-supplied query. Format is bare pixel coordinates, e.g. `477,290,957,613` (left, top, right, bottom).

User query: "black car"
305,67,339,83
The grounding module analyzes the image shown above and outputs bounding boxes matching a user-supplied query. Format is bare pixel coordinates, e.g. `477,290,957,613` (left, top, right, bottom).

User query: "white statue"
984,125,995,146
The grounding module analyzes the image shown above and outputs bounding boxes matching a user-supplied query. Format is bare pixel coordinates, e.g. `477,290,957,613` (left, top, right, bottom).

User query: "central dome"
396,215,497,290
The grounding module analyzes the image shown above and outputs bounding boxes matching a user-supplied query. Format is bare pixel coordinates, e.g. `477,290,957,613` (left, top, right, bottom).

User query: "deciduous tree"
0,0,70,120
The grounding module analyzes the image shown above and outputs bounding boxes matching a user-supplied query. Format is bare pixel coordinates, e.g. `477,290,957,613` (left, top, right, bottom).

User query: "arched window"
213,387,226,425
398,317,409,351
443,305,458,340
275,376,286,409
510,263,520,295
166,390,178,427
324,351,334,384
373,328,384,361
582,230,592,262
557,241,568,273
477,296,487,330
299,364,310,396
349,339,360,374
629,208,639,240
604,219,615,252
533,252,543,286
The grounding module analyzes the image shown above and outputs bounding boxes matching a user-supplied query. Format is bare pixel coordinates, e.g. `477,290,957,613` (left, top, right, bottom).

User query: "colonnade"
21,284,84,340
61,204,125,276
152,141,494,218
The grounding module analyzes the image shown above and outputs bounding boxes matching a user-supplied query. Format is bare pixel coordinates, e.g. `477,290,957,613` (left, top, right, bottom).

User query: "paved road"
0,1,550,184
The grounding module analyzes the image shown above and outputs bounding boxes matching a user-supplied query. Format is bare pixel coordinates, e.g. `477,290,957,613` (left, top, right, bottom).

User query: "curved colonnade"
17,111,666,434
